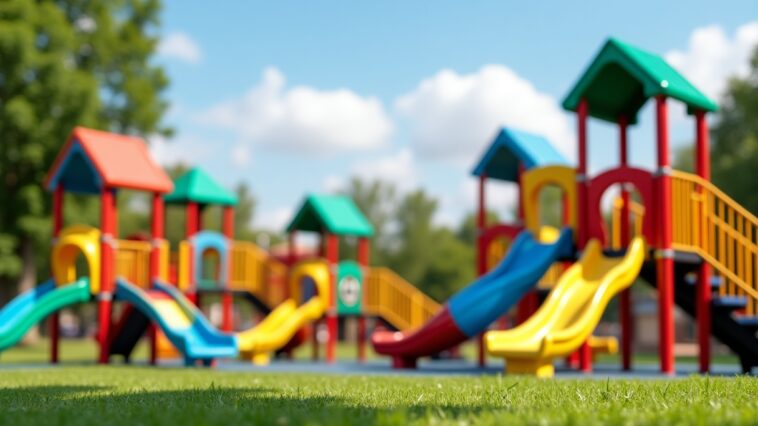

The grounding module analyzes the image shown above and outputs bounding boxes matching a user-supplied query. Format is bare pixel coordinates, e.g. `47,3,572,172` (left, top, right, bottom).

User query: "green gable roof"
563,37,717,124
286,194,374,237
165,168,238,206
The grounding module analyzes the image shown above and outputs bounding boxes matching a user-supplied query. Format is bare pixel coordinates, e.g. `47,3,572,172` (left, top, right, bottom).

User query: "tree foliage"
710,46,758,214
0,1,170,301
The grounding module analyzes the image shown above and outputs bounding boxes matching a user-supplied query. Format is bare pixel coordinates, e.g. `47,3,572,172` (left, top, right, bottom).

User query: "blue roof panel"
471,128,568,182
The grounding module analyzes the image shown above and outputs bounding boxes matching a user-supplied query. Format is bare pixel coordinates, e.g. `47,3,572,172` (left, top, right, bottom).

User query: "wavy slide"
485,237,646,377
114,278,238,364
372,227,574,368
236,261,329,364
0,278,91,352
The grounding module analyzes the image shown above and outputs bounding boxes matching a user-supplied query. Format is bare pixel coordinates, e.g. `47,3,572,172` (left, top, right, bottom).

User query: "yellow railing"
671,170,758,316
610,196,646,250
228,241,288,308
114,239,165,288
364,267,441,331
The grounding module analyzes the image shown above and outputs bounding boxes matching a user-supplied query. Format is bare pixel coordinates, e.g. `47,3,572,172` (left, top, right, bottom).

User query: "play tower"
45,127,173,363
561,38,718,374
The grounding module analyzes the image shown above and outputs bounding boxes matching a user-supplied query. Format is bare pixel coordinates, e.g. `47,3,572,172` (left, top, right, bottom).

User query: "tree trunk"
19,236,39,345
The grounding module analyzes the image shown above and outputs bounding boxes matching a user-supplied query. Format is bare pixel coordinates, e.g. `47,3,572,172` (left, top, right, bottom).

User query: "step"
712,296,748,310
682,273,723,289
734,316,758,330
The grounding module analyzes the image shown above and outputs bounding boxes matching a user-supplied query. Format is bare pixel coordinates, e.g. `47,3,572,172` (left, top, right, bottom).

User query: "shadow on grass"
0,383,499,425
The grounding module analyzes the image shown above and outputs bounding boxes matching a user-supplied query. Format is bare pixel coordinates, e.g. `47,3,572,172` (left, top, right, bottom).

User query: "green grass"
0,367,756,425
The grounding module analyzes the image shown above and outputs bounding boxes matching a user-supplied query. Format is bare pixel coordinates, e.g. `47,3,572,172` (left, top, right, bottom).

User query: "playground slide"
0,278,91,351
372,227,574,368
114,278,238,363
485,237,646,377
237,297,324,364
236,260,329,364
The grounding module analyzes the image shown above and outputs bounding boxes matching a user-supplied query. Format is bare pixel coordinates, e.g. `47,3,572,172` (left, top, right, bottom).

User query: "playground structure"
0,36,756,377
373,37,758,377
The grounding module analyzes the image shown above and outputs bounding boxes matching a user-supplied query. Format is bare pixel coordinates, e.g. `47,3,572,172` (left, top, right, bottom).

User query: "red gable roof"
45,127,173,194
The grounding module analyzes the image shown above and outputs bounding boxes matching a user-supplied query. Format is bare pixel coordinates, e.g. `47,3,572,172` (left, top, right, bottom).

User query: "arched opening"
300,275,318,303
200,248,222,288
521,165,577,241
535,183,568,232
587,167,654,246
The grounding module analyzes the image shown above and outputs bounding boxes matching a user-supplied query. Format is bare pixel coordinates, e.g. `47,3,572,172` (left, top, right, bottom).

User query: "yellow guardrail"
114,239,151,288
364,267,441,331
671,170,758,316
610,196,646,250
228,241,288,308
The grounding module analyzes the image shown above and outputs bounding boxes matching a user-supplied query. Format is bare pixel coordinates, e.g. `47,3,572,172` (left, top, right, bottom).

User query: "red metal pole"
50,185,64,364
695,110,711,373
618,116,633,371
325,233,339,363
185,202,199,305
357,237,370,362
656,95,675,375
477,174,487,367
222,206,234,332
148,193,165,365
97,187,116,364
577,98,592,373
516,164,537,326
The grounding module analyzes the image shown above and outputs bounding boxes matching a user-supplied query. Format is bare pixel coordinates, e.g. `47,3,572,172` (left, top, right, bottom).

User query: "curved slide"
0,278,91,351
236,261,329,364
115,278,238,364
372,228,574,368
485,237,646,377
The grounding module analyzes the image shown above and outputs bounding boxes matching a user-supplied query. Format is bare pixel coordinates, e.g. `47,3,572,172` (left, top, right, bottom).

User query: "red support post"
695,110,711,373
325,233,339,363
357,237,370,362
619,116,633,371
222,206,235,332
185,202,199,305
476,174,487,367
98,187,116,364
577,98,593,373
656,95,675,375
50,185,64,364
148,193,165,365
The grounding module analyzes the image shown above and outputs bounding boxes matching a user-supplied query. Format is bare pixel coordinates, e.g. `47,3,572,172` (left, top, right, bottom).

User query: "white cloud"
395,65,574,166
148,134,210,166
666,21,758,100
256,207,293,231
231,144,251,168
200,68,393,155
322,148,419,194
158,32,203,64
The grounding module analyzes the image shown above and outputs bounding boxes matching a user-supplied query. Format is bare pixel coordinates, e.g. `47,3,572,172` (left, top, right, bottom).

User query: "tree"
457,210,500,246
710,46,758,214
233,182,258,242
340,178,397,265
0,1,170,341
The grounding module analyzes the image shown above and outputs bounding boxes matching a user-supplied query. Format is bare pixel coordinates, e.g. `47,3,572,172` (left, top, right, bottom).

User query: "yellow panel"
51,225,101,294
521,165,577,241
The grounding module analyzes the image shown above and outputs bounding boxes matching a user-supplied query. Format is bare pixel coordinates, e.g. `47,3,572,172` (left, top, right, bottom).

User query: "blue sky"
151,1,758,231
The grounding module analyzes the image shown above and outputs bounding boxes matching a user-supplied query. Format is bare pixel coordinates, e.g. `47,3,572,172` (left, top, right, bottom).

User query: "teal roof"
165,168,238,206
286,194,374,237
563,37,717,124
471,128,569,182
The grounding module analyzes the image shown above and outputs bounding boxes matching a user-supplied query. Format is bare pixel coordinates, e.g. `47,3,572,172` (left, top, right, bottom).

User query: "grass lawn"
0,367,756,425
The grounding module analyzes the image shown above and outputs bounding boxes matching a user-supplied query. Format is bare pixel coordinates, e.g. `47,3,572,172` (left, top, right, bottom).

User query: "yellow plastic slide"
485,237,646,377
236,260,330,365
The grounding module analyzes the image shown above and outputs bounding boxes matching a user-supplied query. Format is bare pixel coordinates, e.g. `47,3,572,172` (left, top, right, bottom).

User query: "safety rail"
671,170,758,316
114,239,168,288
228,241,287,308
610,196,646,250
364,267,441,331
